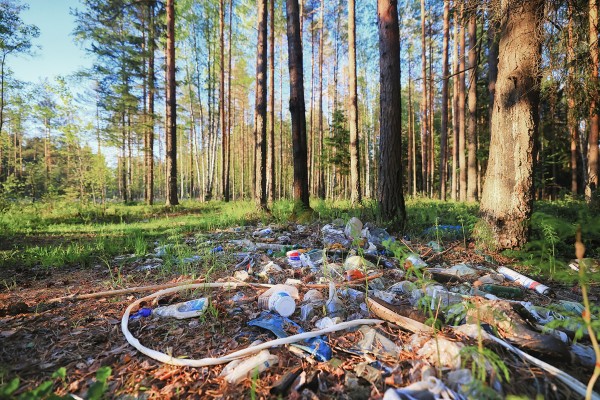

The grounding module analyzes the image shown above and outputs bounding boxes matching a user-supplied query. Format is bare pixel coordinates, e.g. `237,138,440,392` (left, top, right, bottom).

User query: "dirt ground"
1,223,599,399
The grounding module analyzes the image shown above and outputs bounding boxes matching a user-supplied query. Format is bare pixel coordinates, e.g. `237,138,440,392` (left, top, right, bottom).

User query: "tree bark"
219,0,230,201
286,0,311,213
451,4,459,201
458,5,467,202
420,0,428,195
255,0,268,209
348,0,361,204
479,0,543,250
268,0,276,204
567,4,578,195
467,13,478,202
439,0,450,200
318,2,325,199
165,0,178,206
377,0,406,232
587,0,599,203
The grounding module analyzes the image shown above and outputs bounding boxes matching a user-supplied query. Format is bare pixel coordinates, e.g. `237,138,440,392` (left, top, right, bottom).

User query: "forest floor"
1,201,599,399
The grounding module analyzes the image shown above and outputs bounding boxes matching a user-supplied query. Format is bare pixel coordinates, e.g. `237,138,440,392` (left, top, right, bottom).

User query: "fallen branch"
121,282,383,366
366,297,434,334
46,279,208,303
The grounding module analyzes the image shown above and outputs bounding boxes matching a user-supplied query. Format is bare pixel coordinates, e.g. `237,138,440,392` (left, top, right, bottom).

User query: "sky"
7,0,92,83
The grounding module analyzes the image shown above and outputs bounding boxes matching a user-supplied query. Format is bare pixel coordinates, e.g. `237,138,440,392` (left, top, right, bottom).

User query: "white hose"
121,282,383,367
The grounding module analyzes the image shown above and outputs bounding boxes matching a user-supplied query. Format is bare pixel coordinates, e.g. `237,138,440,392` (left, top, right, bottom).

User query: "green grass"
1,197,598,285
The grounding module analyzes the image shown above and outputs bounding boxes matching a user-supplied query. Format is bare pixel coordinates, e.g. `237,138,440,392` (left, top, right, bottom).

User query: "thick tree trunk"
318,2,325,199
377,0,406,232
286,0,311,213
587,0,599,202
467,13,478,202
165,0,178,206
420,0,428,195
255,0,268,209
439,0,450,200
219,0,230,201
479,0,543,250
458,6,467,202
268,0,276,204
348,0,361,205
451,6,459,201
567,5,578,195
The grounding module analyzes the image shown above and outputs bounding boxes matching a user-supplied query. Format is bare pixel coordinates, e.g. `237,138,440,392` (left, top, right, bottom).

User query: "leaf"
0,377,20,396
95,366,111,383
52,367,67,380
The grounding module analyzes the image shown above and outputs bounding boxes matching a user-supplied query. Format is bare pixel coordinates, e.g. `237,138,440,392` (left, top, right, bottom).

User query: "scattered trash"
404,253,427,269
321,224,352,248
287,249,303,268
258,284,299,317
325,281,344,318
427,240,443,252
153,298,208,319
253,227,273,237
383,376,465,400
344,217,363,239
478,284,524,299
344,255,376,270
497,266,552,295
362,224,392,247
221,349,279,383
417,337,464,369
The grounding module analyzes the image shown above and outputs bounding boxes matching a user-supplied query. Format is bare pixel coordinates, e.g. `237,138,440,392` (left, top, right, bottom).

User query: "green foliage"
324,109,350,175
0,366,110,400
404,199,479,240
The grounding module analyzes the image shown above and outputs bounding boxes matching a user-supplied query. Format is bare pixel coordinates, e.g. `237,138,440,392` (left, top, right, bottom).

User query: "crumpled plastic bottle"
153,298,208,319
326,281,344,318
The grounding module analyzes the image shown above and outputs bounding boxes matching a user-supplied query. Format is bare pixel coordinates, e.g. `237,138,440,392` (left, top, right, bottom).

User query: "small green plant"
540,220,559,278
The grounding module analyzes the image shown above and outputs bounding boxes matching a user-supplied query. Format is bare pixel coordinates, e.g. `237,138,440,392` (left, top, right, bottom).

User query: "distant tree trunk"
451,5,459,201
467,13,478,202
587,0,599,203
255,0,268,209
268,0,276,204
348,0,361,204
407,56,415,196
567,5,578,195
439,0,450,200
220,0,230,201
317,2,325,199
286,0,312,213
165,0,178,206
479,0,543,250
144,1,155,205
420,0,428,195
377,0,406,232
227,0,233,200
458,5,467,202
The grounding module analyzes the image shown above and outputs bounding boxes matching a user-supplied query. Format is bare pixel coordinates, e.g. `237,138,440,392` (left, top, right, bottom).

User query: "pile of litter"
120,218,599,399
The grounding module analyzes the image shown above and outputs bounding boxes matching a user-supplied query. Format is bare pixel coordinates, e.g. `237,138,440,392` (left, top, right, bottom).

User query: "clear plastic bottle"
153,298,208,319
326,281,344,317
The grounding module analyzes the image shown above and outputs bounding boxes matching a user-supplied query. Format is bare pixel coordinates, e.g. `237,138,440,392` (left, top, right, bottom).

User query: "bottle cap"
269,292,296,317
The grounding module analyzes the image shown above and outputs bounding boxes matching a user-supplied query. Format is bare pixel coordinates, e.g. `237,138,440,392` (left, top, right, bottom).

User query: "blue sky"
7,0,92,83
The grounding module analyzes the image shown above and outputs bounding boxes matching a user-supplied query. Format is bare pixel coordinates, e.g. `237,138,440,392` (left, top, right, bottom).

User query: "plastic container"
258,284,299,317
497,266,552,295
153,298,208,319
389,280,417,295
221,349,279,383
286,250,303,268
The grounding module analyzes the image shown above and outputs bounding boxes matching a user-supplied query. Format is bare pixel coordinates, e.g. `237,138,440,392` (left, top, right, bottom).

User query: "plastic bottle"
479,284,524,299
389,280,417,295
325,281,344,317
222,350,279,384
286,250,303,268
497,266,552,295
153,298,208,319
258,284,299,317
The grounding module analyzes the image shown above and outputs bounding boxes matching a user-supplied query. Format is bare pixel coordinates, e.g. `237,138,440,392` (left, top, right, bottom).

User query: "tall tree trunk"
439,0,450,200
165,0,178,206
451,5,459,201
268,0,276,204
420,0,428,195
458,6,467,202
567,4,578,195
286,0,311,213
318,2,325,199
407,56,415,196
145,2,155,205
227,0,233,200
255,0,268,210
587,0,599,203
219,0,230,201
467,13,478,202
479,0,543,250
377,0,406,231
349,0,361,204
